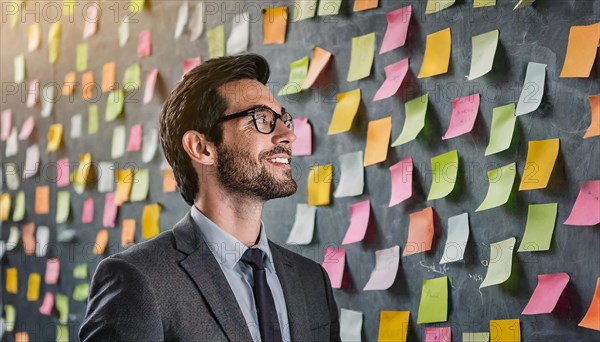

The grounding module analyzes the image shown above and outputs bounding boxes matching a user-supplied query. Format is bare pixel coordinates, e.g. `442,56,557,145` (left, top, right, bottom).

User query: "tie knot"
241,248,265,271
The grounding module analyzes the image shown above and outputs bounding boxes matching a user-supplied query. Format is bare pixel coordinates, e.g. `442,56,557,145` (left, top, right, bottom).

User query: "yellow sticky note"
64,0,76,16
378,311,410,341
418,28,451,78
6,268,18,294
328,89,361,135
426,0,455,14
560,23,600,78
490,319,521,342
27,273,41,301
519,138,559,191
47,123,63,152
0,193,11,221
48,22,61,64
115,169,134,206
130,0,145,13
347,32,375,82
263,7,288,45
74,153,92,188
308,165,333,206
364,117,392,166
142,204,161,239
35,186,50,214
76,43,88,72
28,23,41,52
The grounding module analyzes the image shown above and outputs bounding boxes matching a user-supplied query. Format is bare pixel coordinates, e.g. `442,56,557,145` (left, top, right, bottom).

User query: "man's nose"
272,119,296,145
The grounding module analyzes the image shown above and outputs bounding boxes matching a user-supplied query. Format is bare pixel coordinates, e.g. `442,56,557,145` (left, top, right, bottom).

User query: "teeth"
270,158,289,164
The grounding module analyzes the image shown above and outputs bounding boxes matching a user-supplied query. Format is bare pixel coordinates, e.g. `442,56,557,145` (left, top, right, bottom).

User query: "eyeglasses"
217,105,294,135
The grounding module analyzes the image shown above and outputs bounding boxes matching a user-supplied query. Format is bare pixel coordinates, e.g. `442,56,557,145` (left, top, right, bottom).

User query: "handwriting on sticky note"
564,180,600,226
444,94,480,139
417,276,448,323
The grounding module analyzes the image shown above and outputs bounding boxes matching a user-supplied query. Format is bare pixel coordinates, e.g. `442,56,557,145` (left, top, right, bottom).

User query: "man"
80,54,340,341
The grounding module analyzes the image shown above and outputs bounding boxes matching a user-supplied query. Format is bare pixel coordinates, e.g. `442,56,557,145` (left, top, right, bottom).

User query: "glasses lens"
282,112,294,131
253,108,275,134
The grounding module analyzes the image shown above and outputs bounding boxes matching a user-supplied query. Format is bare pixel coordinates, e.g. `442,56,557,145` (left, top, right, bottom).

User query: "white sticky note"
26,79,39,108
516,62,546,116
111,125,126,159
340,308,363,342
5,163,19,190
41,84,56,118
334,151,364,198
175,1,189,39
227,12,249,55
14,54,25,83
36,226,50,257
440,213,470,264
119,18,129,47
142,128,158,163
98,162,115,193
5,128,18,157
23,144,40,179
0,241,5,260
286,204,317,245
7,226,20,251
363,245,400,290
70,114,82,139
189,2,204,41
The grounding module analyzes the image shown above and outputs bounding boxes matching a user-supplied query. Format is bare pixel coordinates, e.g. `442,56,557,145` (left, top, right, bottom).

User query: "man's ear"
182,130,216,166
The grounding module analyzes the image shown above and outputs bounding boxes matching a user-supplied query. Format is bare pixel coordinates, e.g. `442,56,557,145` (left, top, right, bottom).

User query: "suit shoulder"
109,229,177,265
269,241,324,270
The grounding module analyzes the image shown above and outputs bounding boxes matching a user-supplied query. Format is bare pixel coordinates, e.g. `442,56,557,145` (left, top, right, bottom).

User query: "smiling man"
80,54,340,342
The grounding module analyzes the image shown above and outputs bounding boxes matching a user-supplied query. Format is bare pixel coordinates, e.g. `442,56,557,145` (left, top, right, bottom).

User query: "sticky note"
183,57,202,76
88,104,99,134
0,193,10,221
340,309,362,341
62,71,76,96
1,109,11,140
564,180,600,226
583,94,600,138
112,125,126,159
425,327,452,342
286,204,316,245
516,62,546,116
56,191,70,224
45,258,60,284
317,0,341,15
81,197,94,224
6,268,17,294
291,117,312,156
127,124,143,151
28,23,41,51
76,43,87,72
189,2,204,41
518,203,557,252
418,28,451,78
142,204,161,239
5,163,20,190
354,0,378,11
226,12,249,55
5,128,17,157
474,0,496,7
427,150,459,200
103,192,118,227
373,58,409,101
143,69,159,104
403,207,435,256
7,226,20,251
71,114,82,138
36,226,49,256
328,89,361,135
102,62,116,92
137,29,151,57
94,229,109,255
342,200,370,245
490,319,520,341
347,32,375,82
73,283,89,302
440,212,470,264
105,90,124,121
485,103,516,156
35,186,50,214
123,63,141,91
392,94,428,146
519,138,559,190
363,245,400,290
443,94,480,139
560,23,600,78
389,156,413,206
18,115,34,141
378,311,410,341
131,169,149,202
22,222,36,255
73,264,88,279
302,46,332,89
364,117,392,166
278,56,309,96
26,79,39,108
334,151,364,198
293,0,316,21
14,54,25,83
417,276,448,323
98,162,115,193
46,123,63,152
468,30,499,80
426,0,455,14
263,7,287,45
115,169,133,205
83,2,99,39
142,128,159,162
39,292,54,316
174,2,188,39
380,6,411,54
207,25,225,59
130,0,144,12
579,277,600,331
307,164,333,206
476,163,516,212
24,145,40,179
12,191,25,222
4,304,15,332
27,273,41,301
163,169,177,193
82,71,94,101
321,247,345,288
48,22,61,64
122,219,136,247
480,237,516,288
55,294,69,324
513,0,535,9
522,273,569,315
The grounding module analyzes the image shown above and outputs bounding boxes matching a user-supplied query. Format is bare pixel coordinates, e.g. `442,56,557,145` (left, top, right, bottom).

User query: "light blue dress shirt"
190,206,291,342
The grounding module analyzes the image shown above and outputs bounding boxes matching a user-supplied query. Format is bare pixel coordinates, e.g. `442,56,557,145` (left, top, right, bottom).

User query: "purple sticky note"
183,57,202,77
56,158,70,187
373,58,409,101
103,192,118,227
45,258,60,284
143,69,159,104
443,93,480,140
522,273,570,315
137,29,152,58
127,124,143,152
1,109,11,141
291,117,312,156
18,115,35,140
322,247,345,289
82,197,94,224
380,6,412,54
565,180,600,226
342,200,371,245
26,79,40,108
39,292,55,316
425,327,451,342
389,156,413,207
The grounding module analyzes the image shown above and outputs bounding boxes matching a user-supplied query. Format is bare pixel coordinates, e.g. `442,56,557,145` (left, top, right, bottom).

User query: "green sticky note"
347,32,375,82
56,324,69,342
318,0,341,15
4,304,15,332
428,150,458,200
518,203,557,252
73,264,88,279
123,63,141,91
76,43,87,72
130,169,150,202
485,103,516,156
105,90,124,122
130,0,144,13
476,163,516,212
88,104,99,134
278,56,309,96
426,0,455,14
56,190,70,224
207,25,224,59
293,0,317,21
392,94,429,146
468,30,499,80
111,125,126,159
73,283,89,302
463,332,490,341
474,0,496,7
12,190,25,221
514,0,535,10
480,237,516,288
55,294,69,324
417,276,448,323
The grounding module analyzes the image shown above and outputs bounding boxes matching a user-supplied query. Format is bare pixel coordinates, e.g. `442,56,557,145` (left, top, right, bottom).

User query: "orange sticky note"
418,28,452,78
519,138,560,191
6,268,18,294
302,46,332,89
102,62,116,92
560,22,600,78
403,207,435,256
354,0,378,12
122,219,136,247
263,7,287,45
27,273,41,301
163,169,177,192
579,277,600,331
15,332,29,342
82,71,94,101
490,319,521,342
115,169,134,206
583,94,600,139
35,186,50,214
142,204,161,239
94,229,109,255
328,89,361,135
307,165,333,206
364,117,392,166
22,222,36,255
62,71,76,96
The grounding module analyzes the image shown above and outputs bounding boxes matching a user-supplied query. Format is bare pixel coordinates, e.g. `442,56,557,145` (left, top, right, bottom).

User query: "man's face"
214,79,297,201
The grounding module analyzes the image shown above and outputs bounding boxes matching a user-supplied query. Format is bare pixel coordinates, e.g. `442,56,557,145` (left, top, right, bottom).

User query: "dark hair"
159,54,271,205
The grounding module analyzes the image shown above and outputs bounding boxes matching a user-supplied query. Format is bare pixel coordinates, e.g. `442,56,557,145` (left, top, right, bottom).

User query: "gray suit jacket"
79,212,341,341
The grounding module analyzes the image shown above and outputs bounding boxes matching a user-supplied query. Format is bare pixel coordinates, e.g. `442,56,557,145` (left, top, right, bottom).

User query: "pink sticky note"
1,109,11,141
443,93,480,140
45,258,60,284
82,197,94,224
127,124,143,151
380,6,412,54
137,29,152,58
342,200,371,245
389,156,413,207
18,115,35,140
425,327,451,342
83,2,99,39
373,58,409,101
143,69,159,104
291,117,312,156
522,273,570,315
26,79,40,108
39,292,55,316
565,180,600,226
103,192,118,227
322,247,345,289
56,158,70,187
183,57,202,77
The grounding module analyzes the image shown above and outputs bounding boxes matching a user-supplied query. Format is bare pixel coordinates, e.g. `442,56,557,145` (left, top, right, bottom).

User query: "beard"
215,142,297,201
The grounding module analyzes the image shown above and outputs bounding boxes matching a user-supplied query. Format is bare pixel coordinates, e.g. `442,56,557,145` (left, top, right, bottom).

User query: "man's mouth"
265,154,291,167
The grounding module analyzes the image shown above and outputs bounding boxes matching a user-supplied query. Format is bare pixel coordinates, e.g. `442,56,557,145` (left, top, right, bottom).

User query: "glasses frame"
216,105,294,135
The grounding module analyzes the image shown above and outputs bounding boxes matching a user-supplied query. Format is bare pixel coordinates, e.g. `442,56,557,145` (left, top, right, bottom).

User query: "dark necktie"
241,248,283,342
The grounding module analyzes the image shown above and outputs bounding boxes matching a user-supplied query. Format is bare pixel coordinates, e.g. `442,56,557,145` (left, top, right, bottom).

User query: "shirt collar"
190,205,275,272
